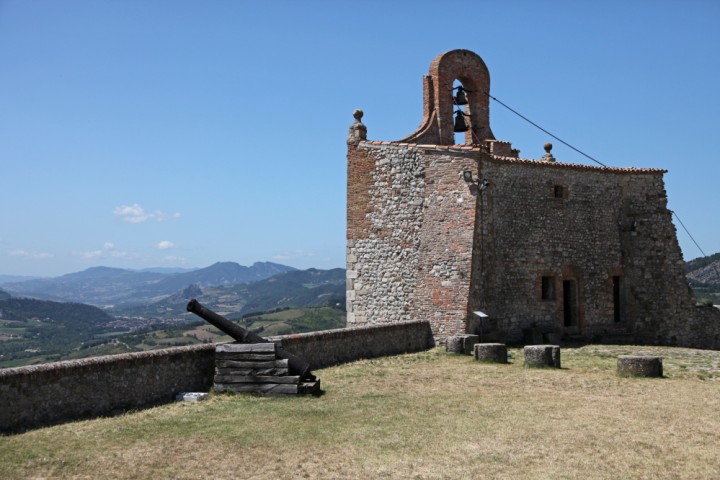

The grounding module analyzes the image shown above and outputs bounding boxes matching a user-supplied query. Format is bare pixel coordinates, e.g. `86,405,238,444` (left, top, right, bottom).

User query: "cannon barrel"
186,299,314,380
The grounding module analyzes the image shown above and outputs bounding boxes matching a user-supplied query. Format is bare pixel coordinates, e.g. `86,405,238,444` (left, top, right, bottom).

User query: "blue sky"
1,1,719,277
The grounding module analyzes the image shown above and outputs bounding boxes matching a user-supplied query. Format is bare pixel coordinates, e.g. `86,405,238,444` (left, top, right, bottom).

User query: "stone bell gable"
346,49,720,348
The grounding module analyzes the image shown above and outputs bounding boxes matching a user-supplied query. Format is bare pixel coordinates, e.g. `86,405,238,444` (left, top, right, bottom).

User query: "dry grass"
2,345,720,479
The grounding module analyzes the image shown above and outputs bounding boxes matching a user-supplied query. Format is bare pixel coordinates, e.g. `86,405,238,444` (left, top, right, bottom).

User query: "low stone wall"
273,320,434,369
0,344,215,434
0,320,433,433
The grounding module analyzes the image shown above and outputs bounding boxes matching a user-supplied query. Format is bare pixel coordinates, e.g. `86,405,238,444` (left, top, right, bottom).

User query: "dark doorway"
613,276,625,322
563,280,578,327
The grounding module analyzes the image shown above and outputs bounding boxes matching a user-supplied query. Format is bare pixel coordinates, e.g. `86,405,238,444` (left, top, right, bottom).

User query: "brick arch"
399,49,495,145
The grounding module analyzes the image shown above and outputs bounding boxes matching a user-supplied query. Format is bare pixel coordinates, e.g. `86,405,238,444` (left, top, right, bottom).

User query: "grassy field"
2,345,720,479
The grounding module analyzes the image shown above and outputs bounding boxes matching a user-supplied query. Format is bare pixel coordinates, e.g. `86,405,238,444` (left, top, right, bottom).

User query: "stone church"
346,49,720,348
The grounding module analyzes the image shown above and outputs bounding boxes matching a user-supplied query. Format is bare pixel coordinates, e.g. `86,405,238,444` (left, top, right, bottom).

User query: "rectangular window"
541,276,555,300
554,185,564,198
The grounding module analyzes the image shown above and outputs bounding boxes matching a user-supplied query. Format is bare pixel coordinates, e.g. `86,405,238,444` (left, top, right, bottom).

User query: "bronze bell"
454,86,468,106
453,110,469,132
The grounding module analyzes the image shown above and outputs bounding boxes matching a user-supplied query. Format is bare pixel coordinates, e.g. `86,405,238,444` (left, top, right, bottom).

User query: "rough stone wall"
0,320,433,433
471,155,720,347
275,319,433,369
346,143,425,327
346,141,478,339
0,344,215,433
346,140,720,348
410,148,477,338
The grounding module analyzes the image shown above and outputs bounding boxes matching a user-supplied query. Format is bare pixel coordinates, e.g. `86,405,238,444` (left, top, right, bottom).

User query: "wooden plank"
215,359,289,369
213,374,301,384
214,383,298,394
216,343,276,353
215,367,289,376
214,353,277,361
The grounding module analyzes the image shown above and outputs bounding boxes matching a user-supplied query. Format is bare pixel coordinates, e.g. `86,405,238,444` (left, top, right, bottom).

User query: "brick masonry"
346,49,720,347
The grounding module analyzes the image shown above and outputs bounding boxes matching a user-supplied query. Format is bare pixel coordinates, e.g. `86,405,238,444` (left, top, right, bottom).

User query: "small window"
541,276,555,300
554,185,564,198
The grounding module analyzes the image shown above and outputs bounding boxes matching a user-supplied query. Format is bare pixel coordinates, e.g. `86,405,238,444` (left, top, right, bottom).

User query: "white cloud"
113,204,181,223
157,240,174,250
75,250,103,259
9,250,54,260
73,245,136,260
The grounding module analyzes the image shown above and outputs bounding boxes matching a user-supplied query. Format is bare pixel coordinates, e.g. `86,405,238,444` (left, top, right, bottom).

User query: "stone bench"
445,334,479,355
523,345,561,368
617,355,663,378
474,343,507,364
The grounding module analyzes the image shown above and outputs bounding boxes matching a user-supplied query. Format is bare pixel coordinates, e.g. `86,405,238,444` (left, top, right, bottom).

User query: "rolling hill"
117,268,346,319
1,261,296,307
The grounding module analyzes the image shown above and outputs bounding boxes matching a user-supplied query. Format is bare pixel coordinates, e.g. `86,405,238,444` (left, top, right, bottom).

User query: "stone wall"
275,320,434,369
346,140,720,348
347,141,478,339
346,143,425,328
0,344,215,433
470,155,711,345
0,320,433,433
410,148,477,338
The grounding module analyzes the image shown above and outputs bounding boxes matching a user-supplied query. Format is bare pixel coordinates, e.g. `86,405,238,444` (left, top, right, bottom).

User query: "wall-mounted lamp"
463,170,489,191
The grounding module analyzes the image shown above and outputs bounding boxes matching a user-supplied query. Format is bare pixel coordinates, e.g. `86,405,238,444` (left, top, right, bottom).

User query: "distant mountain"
2,267,167,305
136,267,198,274
0,274,44,284
0,289,11,301
686,252,720,286
1,261,297,308
236,268,345,315
119,267,345,318
144,262,296,294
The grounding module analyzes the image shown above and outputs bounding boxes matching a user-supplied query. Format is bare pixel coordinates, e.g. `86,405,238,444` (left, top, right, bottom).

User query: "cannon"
186,299,315,381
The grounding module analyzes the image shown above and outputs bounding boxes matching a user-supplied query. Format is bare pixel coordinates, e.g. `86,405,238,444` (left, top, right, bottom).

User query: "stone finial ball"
544,142,553,153
353,109,364,121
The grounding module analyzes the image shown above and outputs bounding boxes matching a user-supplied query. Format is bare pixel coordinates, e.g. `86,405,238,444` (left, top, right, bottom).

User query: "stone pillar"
474,343,507,363
523,345,561,368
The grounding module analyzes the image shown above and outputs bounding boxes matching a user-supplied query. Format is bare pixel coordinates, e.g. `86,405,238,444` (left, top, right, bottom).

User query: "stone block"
461,334,479,355
524,345,561,368
617,356,663,378
445,334,478,355
474,343,507,363
445,336,464,354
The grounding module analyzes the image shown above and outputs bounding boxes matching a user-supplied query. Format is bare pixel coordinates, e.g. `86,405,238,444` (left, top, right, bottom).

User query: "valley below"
0,262,346,368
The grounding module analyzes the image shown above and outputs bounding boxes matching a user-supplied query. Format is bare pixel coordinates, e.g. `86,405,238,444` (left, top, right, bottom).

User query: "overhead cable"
483,92,608,168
